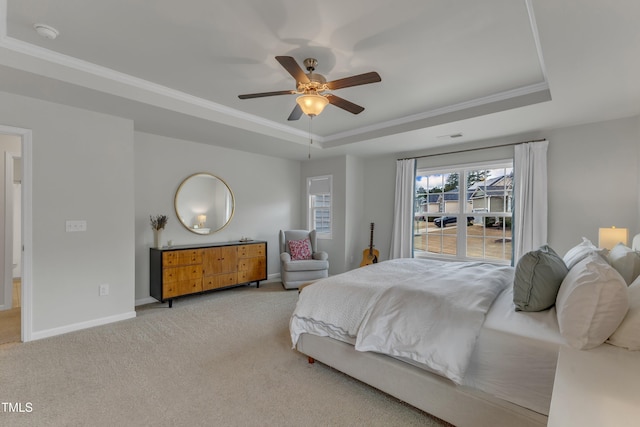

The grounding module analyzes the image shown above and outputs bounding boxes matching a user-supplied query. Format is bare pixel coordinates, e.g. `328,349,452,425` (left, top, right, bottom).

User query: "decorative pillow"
607,243,640,285
513,245,568,312
562,237,608,270
288,238,312,261
607,277,640,350
556,253,629,350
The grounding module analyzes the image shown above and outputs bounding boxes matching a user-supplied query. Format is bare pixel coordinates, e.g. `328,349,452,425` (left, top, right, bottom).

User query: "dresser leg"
169,299,173,308
256,281,260,289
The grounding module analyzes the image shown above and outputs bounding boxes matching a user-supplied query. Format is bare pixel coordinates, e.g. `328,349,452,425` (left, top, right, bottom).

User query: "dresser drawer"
162,250,203,267
163,265,202,284
238,257,265,272
164,279,202,298
203,273,238,291
238,243,266,258
238,258,266,283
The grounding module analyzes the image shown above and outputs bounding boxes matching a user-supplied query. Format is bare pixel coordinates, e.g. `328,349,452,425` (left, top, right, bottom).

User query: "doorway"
1,136,21,344
0,126,32,344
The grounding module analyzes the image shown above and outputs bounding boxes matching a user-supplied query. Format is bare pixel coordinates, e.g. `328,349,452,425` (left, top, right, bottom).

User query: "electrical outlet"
66,220,87,232
99,284,109,296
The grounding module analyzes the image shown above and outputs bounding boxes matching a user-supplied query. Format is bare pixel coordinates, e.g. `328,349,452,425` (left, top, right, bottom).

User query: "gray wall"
301,156,347,275
134,132,301,303
301,154,367,273
545,116,640,255
0,91,136,338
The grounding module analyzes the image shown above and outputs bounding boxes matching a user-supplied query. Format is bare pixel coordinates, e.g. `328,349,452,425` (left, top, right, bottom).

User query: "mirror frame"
174,173,235,235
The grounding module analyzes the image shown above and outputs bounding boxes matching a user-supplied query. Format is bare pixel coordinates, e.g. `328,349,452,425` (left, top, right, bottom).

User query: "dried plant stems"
150,214,168,230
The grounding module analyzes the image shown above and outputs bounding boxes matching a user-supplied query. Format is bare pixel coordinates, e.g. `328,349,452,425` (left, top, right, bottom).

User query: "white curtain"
513,140,548,262
390,158,416,259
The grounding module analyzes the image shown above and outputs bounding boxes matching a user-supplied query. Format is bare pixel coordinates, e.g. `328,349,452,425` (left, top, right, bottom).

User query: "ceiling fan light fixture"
296,94,329,117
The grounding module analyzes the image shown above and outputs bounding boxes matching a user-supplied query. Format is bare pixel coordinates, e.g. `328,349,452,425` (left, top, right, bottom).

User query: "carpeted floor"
0,281,451,427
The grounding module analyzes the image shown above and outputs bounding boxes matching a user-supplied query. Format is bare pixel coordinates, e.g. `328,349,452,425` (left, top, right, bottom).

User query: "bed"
290,258,565,427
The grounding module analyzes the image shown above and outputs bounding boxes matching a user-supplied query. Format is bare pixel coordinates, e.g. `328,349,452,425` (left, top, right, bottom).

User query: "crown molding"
0,31,321,143
324,81,550,145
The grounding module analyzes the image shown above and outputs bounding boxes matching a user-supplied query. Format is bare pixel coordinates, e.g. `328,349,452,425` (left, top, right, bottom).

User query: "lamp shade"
296,94,329,116
197,214,207,227
598,227,628,250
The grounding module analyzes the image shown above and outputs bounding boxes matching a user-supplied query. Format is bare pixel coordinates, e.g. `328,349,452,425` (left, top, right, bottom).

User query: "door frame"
0,125,32,342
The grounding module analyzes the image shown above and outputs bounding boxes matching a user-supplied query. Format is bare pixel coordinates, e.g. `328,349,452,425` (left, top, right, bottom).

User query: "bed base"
297,333,547,427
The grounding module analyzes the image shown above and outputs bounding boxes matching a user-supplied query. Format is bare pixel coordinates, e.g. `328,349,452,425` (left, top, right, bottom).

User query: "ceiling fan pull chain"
308,116,313,159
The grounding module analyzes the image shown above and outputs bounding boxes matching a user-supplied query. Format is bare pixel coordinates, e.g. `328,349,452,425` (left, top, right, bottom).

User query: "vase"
153,229,163,249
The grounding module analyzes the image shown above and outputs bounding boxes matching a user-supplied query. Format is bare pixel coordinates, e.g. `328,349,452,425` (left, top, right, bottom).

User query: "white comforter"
290,258,513,384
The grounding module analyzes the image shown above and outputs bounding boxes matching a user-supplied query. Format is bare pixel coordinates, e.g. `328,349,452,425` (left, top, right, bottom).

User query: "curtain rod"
398,138,546,161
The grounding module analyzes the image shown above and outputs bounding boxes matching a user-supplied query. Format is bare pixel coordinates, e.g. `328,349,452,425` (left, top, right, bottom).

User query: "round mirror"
174,173,235,235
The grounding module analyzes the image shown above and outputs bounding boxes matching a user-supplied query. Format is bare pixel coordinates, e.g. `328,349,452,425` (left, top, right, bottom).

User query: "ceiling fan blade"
238,90,296,99
326,71,381,90
276,56,310,84
326,94,365,115
287,104,303,121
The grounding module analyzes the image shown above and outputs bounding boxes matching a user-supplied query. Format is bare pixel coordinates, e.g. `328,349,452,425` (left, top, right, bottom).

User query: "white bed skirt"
297,333,547,427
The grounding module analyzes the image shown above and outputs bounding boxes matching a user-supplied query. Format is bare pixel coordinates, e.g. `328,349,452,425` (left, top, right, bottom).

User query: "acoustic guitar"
360,222,380,267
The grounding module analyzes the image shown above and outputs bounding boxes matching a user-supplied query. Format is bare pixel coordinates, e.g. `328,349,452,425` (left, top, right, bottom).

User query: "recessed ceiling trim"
0,33,321,143
0,32,548,150
324,81,550,144
525,0,549,83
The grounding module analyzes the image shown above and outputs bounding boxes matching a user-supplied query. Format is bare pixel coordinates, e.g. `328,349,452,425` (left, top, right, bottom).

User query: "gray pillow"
514,245,569,312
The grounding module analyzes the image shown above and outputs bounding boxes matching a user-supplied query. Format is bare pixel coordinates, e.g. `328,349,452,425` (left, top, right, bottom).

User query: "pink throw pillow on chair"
289,238,312,261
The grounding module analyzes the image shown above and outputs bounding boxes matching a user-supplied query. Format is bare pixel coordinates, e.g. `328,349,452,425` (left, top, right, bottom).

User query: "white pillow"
556,253,629,350
607,278,640,350
607,243,640,285
562,237,608,270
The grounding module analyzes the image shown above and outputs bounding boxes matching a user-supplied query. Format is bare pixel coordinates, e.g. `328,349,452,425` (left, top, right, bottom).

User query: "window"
307,175,332,239
414,161,513,263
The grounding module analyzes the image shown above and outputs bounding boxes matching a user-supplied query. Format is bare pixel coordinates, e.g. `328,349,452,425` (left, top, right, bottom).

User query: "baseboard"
135,296,159,306
30,310,137,341
268,273,281,281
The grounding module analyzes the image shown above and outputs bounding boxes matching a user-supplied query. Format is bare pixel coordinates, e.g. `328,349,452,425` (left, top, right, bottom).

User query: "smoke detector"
33,23,59,40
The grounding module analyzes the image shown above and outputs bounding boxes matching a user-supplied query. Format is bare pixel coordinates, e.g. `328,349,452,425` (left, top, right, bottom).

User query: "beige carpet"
0,281,450,427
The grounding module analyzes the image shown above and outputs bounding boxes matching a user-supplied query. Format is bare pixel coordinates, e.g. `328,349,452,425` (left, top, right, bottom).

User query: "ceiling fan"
238,56,381,120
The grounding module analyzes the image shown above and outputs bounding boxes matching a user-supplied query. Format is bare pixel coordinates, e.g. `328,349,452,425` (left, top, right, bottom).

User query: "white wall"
301,156,347,274
301,154,378,274
362,155,397,263
0,91,136,338
546,116,640,255
134,132,301,302
362,115,640,261
345,155,365,270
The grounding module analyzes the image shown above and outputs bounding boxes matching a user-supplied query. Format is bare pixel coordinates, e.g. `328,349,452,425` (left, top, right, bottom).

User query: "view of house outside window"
307,175,332,239
414,162,513,263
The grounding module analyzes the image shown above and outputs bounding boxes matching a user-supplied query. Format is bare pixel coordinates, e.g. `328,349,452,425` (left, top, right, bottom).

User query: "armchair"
279,229,329,289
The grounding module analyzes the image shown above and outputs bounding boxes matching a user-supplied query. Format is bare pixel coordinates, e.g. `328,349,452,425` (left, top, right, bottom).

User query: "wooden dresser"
150,240,267,307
